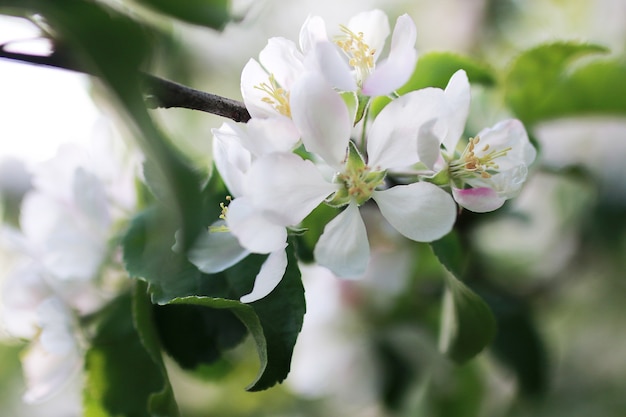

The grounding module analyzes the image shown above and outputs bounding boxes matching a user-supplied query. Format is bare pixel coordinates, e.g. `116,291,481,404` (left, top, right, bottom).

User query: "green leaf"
166,239,304,391
84,291,179,417
153,302,248,370
132,281,180,416
430,231,466,279
440,274,497,364
504,42,625,125
481,289,548,397
399,52,496,92
370,51,495,117
135,0,231,30
124,209,306,391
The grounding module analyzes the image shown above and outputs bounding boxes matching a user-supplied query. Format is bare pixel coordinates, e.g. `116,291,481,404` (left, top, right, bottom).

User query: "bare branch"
0,46,251,123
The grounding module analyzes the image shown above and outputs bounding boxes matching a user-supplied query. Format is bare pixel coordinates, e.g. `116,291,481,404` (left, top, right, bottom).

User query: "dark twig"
142,74,250,123
0,45,251,123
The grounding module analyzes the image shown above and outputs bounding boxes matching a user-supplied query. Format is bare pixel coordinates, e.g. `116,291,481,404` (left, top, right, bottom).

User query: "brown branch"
142,74,250,123
0,46,251,123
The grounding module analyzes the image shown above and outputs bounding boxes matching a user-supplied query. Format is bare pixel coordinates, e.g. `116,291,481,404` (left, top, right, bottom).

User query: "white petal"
372,182,456,242
245,153,338,225
347,9,390,62
187,221,250,273
299,15,328,54
226,197,288,254
441,69,471,154
314,202,369,278
477,119,537,170
22,335,81,404
452,187,506,213
245,117,300,156
240,250,288,303
291,73,352,168
367,88,445,170
72,168,110,230
240,58,276,119
258,37,305,89
361,14,417,96
310,42,358,92
416,119,442,170
212,122,251,197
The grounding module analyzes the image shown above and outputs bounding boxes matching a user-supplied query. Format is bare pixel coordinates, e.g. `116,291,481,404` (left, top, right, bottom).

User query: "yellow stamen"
254,74,291,117
334,25,376,86
449,136,512,180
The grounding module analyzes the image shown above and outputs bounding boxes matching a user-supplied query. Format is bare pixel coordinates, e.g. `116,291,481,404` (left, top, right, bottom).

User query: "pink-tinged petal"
309,42,358,92
452,187,506,213
362,14,417,96
245,153,338,225
226,197,287,254
441,70,471,154
212,122,251,197
314,202,369,278
372,182,456,242
244,117,300,156
240,59,276,119
367,88,446,170
291,73,352,168
187,221,250,273
240,250,288,303
258,37,305,89
299,15,328,54
347,9,390,62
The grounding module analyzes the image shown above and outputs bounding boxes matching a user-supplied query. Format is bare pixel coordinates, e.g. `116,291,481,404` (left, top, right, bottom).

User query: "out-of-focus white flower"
415,70,537,212
287,264,381,407
20,297,82,404
0,137,138,404
300,9,417,97
240,73,456,278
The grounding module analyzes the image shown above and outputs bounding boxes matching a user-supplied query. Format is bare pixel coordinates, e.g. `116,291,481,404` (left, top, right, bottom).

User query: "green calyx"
325,141,386,207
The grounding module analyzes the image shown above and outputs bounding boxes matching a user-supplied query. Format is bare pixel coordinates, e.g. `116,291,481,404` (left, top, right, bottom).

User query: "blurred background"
1,0,625,416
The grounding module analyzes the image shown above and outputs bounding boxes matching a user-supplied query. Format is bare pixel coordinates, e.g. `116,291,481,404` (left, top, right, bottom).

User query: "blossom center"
335,25,376,86
449,136,511,180
255,74,291,117
325,141,386,207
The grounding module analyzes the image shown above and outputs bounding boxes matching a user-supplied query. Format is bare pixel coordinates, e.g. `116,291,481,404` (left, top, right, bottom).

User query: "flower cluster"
191,9,536,303
0,141,136,403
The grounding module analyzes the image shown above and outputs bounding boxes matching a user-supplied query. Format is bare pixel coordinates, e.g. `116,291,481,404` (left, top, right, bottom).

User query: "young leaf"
431,233,496,363
430,231,466,279
440,274,497,364
504,42,623,125
84,291,179,417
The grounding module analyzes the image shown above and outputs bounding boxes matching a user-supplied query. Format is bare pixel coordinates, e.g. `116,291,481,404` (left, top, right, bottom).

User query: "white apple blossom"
240,37,305,146
299,9,417,97
186,121,303,303
238,72,456,278
414,70,537,212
